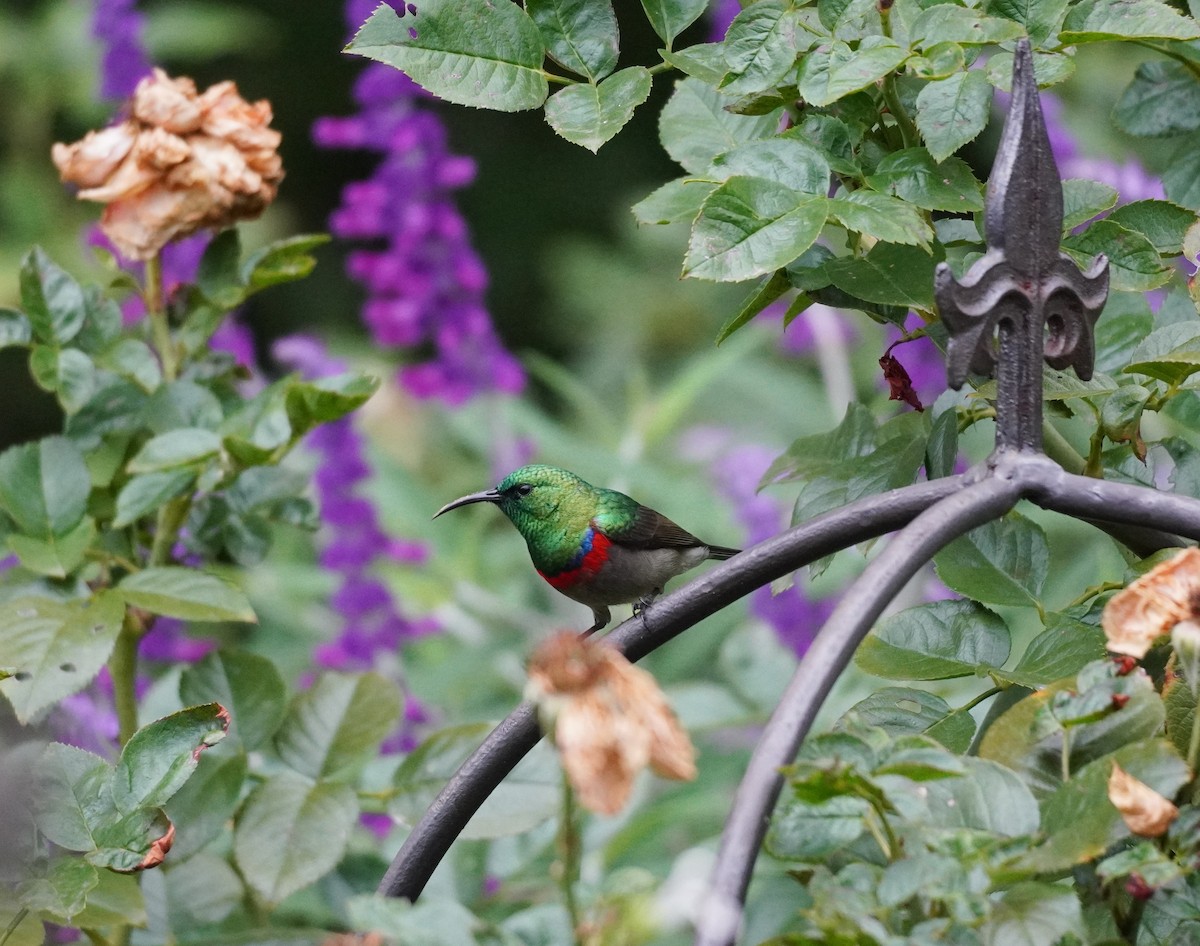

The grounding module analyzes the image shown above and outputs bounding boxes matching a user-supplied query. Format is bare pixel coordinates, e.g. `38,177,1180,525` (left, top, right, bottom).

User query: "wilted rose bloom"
527,632,696,816
52,69,283,261
1108,762,1179,837
1102,548,1200,658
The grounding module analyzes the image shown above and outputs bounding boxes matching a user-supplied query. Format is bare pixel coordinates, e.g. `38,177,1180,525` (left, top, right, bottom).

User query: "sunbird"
434,464,741,634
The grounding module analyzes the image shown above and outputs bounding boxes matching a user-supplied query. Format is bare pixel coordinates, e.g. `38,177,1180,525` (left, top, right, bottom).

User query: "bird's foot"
632,589,662,621
583,606,611,637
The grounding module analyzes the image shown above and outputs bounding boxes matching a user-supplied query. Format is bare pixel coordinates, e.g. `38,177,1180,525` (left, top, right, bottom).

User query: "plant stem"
144,253,176,382
959,685,1004,713
556,771,584,945
0,909,27,946
149,495,191,567
1061,728,1072,783
110,612,143,746
1187,701,1200,772
1041,419,1088,475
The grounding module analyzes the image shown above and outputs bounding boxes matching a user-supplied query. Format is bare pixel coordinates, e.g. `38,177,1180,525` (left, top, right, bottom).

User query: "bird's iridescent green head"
433,464,599,548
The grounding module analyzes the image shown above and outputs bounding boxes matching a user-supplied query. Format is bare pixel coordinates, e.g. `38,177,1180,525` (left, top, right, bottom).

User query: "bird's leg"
632,589,662,620
583,606,611,637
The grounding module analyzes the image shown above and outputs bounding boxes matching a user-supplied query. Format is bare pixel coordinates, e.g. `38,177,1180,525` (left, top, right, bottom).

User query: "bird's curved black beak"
433,487,502,519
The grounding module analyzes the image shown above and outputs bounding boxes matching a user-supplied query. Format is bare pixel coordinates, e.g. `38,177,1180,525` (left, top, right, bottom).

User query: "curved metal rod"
1029,468,1200,544
693,474,1023,946
377,476,965,901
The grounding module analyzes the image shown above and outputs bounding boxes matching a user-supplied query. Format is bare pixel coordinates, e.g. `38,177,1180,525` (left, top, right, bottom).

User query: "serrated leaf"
1060,0,1200,41
709,136,833,193
797,36,910,106
164,751,248,860
1165,131,1200,210
685,177,826,281
20,247,86,345
29,346,97,413
837,686,975,751
659,76,781,174
856,599,1011,680
95,339,162,393
1114,61,1200,139
19,858,99,923
285,372,379,436
915,70,993,162
910,4,1026,46
923,757,1040,835
0,436,91,538
716,270,791,343
985,48,1077,90
8,517,96,578
118,567,256,623
995,614,1108,688
640,0,707,45
112,470,195,528
1061,178,1120,231
0,307,32,349
767,795,869,860
274,671,402,781
631,177,716,225
979,882,1085,944
720,2,802,95
1107,199,1198,254
934,512,1049,608
346,895,482,945
0,592,123,723
827,191,934,247
241,234,330,293
822,243,937,311
112,703,228,813
527,0,618,81
866,148,985,211
348,0,549,111
986,0,1070,44
180,650,288,751
34,743,113,852
127,427,223,474
544,67,652,152
1064,219,1171,291
1125,321,1200,384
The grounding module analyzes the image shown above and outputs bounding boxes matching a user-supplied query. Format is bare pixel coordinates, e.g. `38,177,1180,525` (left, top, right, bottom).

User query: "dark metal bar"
693,475,1022,946
1029,469,1200,544
377,476,965,901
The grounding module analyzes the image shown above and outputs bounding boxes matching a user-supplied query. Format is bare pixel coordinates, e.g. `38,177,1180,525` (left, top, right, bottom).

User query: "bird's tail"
708,545,741,560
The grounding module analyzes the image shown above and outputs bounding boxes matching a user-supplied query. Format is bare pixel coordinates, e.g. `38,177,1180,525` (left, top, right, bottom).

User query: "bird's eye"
516,483,533,496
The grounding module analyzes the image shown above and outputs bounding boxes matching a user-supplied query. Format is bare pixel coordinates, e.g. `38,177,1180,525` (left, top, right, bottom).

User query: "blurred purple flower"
315,2,524,405
140,617,216,664
273,334,437,677
708,0,742,40
91,0,152,101
712,444,832,656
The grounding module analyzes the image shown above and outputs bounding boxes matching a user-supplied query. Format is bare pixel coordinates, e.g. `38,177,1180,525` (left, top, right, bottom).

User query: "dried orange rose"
527,632,696,816
52,68,283,261
1108,762,1179,837
1102,548,1200,658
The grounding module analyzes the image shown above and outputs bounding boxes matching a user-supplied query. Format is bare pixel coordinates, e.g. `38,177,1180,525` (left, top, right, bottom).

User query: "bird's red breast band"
539,529,612,590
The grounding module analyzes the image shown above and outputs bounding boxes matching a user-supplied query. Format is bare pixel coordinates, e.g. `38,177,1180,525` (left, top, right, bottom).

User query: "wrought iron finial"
934,38,1109,453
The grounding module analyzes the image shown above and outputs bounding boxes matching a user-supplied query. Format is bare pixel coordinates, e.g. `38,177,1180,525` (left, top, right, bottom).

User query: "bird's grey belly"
561,545,710,607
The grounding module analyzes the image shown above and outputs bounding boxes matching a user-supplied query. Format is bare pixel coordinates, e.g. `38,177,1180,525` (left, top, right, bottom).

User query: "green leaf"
995,614,1108,688
934,512,1049,608
7,517,96,578
1064,220,1171,291
1060,0,1200,41
29,346,97,413
34,743,113,851
986,0,1070,44
658,42,729,84
112,703,228,812
631,177,716,225
837,686,975,751
66,871,145,929
73,286,122,354
127,427,223,474
1114,61,1200,138
527,0,618,81
1165,131,1200,209
0,436,91,538
390,723,560,840
709,136,833,193
914,70,993,162
112,470,195,528
144,380,223,434
925,407,958,479
233,772,359,904
241,233,331,293
716,270,791,343
766,794,869,859
195,228,243,308
985,48,1077,90
921,757,1040,835
179,650,288,750
659,76,781,174
720,2,802,95
856,599,1011,680
1107,199,1198,254
797,37,910,106
640,0,707,45
907,41,968,80
866,148,985,211
20,247,86,345
285,372,379,436
95,339,162,393
978,882,1085,945
822,243,937,311
1061,178,1120,231
346,896,482,945
827,191,934,247
163,751,248,860
1013,739,1189,873
164,851,243,926
17,857,98,922
0,593,123,722
0,307,32,349
1124,321,1200,385
544,67,652,152
88,807,174,872
910,4,1026,46
685,177,826,281
117,567,256,623
347,0,549,111
274,671,402,781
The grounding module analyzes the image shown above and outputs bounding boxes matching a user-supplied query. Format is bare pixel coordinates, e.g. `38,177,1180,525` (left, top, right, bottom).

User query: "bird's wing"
597,501,706,550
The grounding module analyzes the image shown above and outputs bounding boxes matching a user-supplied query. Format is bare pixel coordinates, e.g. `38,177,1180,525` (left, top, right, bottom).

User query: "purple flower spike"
91,0,152,101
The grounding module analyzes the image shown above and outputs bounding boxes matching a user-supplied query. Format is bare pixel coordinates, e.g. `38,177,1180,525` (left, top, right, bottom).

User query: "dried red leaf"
879,346,924,412
136,822,175,871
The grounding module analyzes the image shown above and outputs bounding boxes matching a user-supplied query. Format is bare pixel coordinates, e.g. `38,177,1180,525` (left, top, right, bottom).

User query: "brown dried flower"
1102,548,1200,659
527,632,696,816
1108,762,1179,838
52,69,283,261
